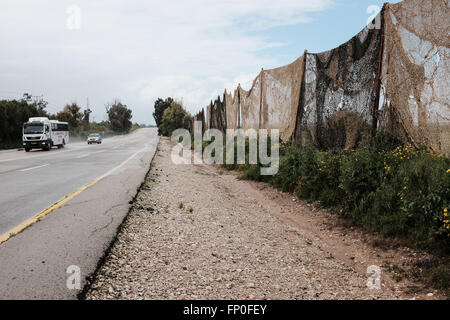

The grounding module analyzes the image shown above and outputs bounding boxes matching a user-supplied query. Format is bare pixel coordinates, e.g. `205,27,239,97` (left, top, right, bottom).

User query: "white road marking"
0,149,75,163
75,150,106,159
0,140,154,245
0,133,141,163
20,164,49,172
112,144,125,149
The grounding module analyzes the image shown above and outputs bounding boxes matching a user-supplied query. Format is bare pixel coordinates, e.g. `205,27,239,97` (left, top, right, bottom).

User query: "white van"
23,117,69,152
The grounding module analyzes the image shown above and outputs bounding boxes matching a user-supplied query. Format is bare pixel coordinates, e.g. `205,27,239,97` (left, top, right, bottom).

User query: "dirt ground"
84,137,444,300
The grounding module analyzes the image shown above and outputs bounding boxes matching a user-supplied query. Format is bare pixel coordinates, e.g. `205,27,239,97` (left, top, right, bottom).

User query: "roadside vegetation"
153,97,174,136
221,131,450,252
0,94,48,149
192,131,450,294
153,97,191,137
0,94,141,149
153,98,450,293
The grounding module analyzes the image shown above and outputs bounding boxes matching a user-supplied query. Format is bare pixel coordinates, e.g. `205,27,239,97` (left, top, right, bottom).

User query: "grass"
381,261,407,282
411,256,450,297
0,140,22,150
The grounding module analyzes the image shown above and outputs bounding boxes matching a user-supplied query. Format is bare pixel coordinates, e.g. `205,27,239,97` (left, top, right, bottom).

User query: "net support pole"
259,68,264,130
373,6,385,136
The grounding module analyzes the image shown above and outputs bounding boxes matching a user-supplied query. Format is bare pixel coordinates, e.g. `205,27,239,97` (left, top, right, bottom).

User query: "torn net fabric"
199,108,206,133
191,109,205,134
294,20,383,150
239,73,262,131
190,112,197,134
210,100,219,130
209,97,227,132
205,104,211,131
217,96,227,132
224,88,240,130
261,55,304,142
380,0,450,153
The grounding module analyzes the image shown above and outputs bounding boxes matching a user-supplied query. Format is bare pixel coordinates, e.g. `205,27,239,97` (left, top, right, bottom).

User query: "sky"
0,0,402,125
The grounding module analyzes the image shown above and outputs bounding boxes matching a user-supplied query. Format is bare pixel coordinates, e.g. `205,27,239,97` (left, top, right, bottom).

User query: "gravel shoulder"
85,137,443,300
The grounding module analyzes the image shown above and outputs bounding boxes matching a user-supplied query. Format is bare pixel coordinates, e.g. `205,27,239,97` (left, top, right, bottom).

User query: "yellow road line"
0,147,146,246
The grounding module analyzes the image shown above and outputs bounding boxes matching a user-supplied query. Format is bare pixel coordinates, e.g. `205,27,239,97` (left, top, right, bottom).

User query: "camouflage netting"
205,104,211,131
239,73,263,131
224,88,240,130
209,96,227,132
261,55,305,142
198,0,448,153
191,108,205,134
380,0,450,153
294,18,383,150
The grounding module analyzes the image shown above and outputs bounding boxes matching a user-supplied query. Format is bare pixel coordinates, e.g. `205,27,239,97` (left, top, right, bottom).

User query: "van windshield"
23,123,44,134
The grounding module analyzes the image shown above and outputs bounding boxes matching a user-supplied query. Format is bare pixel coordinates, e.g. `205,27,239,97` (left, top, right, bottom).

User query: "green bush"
159,101,191,137
315,151,342,207
294,146,320,201
216,129,450,250
391,150,449,245
234,137,272,183
339,147,384,217
0,97,48,148
221,137,240,172
270,143,303,193
240,164,270,182
291,147,343,207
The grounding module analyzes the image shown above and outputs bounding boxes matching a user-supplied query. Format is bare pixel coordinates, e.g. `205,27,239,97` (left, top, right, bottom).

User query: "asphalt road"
0,128,159,299
0,128,157,235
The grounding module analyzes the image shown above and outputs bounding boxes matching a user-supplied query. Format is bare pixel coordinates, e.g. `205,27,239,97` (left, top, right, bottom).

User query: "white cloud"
0,0,333,123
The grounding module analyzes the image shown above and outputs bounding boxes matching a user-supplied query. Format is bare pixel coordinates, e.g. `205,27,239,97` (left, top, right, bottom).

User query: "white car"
87,133,102,144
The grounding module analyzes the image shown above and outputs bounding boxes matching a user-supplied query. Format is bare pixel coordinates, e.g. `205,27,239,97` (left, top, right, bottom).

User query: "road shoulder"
0,136,158,299
85,137,442,300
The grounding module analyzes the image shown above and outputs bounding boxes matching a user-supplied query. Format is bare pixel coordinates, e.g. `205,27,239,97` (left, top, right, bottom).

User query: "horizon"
0,0,402,125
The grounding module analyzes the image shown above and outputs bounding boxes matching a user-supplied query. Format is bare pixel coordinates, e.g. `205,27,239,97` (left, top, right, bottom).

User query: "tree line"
0,94,136,149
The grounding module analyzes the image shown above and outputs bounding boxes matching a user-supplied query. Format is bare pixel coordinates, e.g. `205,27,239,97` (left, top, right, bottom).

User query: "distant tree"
159,101,191,137
0,94,48,148
56,102,83,133
90,121,109,135
130,122,141,132
22,93,48,115
55,109,71,124
106,100,132,133
153,97,173,135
